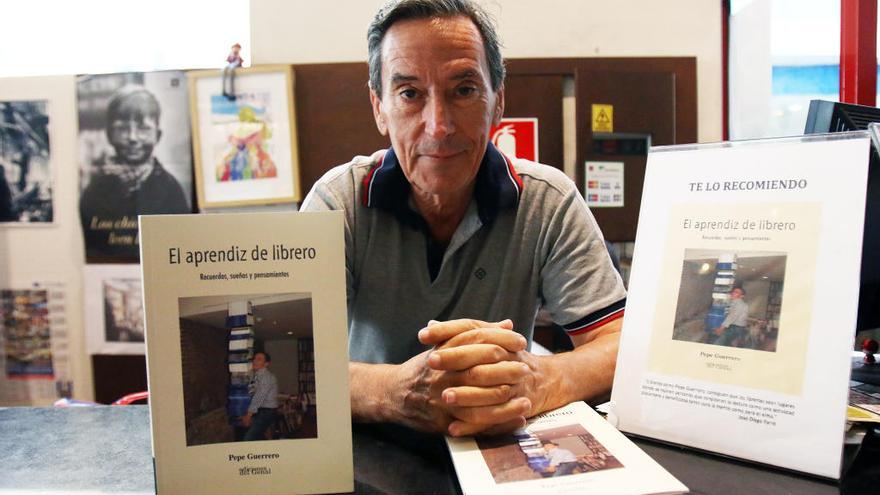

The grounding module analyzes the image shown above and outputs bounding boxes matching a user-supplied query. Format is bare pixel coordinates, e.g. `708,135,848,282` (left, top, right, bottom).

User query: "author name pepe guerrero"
229,453,280,462
699,351,741,361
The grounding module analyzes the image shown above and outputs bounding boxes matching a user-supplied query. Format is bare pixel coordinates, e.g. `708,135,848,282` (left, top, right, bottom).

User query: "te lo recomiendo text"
168,244,318,268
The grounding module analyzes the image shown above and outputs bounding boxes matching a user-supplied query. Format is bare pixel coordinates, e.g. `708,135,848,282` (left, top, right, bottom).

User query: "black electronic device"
805,100,880,385
592,132,651,155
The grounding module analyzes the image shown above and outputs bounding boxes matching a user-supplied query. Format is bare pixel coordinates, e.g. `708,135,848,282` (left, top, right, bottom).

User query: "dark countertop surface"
1,405,878,494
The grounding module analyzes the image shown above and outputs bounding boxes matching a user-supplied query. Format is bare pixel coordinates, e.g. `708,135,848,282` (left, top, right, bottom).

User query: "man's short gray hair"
367,0,506,96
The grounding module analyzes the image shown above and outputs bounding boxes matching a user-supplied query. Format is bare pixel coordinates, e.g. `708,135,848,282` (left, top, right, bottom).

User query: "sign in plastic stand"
609,132,872,479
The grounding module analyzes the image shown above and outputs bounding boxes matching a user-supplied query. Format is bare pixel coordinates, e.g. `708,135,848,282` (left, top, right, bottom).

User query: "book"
446,401,686,494
140,211,352,494
610,133,871,478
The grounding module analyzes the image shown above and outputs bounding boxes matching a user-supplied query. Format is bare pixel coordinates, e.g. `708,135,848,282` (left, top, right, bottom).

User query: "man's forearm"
349,361,401,424
526,320,622,414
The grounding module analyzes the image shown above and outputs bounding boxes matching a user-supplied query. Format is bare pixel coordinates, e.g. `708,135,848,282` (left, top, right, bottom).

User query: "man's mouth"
421,150,464,159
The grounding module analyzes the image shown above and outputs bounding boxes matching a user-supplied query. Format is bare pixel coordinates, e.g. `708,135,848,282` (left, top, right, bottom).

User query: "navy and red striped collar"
360,143,524,226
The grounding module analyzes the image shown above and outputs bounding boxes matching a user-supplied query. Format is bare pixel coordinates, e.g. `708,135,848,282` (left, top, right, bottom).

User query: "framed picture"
1,100,53,225
188,65,301,209
77,71,194,262
84,265,145,355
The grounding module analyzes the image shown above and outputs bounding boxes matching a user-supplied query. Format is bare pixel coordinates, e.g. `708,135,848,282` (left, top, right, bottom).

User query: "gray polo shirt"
723,298,749,328
301,144,626,364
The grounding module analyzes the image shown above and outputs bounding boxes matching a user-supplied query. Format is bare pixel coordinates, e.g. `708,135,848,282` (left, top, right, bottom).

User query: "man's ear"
370,88,388,136
492,85,505,127
156,128,163,143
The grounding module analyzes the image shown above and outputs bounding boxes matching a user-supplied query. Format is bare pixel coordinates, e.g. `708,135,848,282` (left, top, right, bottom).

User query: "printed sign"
610,133,872,479
592,104,614,133
585,161,624,207
490,118,538,162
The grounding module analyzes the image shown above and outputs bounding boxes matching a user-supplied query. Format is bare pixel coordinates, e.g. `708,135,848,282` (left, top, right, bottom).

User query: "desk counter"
1,406,877,494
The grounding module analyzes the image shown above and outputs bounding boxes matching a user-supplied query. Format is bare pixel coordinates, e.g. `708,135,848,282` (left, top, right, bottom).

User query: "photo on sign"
178,292,316,447
0,289,53,379
77,71,193,262
475,423,622,484
671,249,787,352
0,100,52,225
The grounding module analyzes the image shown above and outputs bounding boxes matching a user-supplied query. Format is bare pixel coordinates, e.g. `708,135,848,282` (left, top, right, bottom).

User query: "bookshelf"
298,338,315,406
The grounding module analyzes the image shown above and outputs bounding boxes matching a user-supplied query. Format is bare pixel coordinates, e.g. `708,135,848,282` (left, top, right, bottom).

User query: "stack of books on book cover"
226,301,254,422
705,253,736,332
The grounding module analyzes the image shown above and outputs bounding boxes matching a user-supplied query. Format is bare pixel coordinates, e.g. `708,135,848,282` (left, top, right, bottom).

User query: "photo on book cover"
671,249,787,352
475,422,623,484
178,292,316,447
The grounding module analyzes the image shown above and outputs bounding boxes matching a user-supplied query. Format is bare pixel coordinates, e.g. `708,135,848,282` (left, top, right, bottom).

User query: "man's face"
731,288,743,300
252,353,267,370
370,15,504,197
543,443,556,451
108,116,160,166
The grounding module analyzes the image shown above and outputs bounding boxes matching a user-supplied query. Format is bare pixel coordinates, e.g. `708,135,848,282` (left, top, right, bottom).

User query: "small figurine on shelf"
222,43,244,101
862,338,879,364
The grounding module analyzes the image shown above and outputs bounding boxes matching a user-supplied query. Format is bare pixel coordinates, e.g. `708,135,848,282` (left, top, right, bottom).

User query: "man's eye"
456,86,477,97
400,88,418,99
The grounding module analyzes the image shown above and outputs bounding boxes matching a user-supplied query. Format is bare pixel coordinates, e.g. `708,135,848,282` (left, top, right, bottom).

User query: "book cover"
140,211,352,494
610,133,871,478
447,401,686,494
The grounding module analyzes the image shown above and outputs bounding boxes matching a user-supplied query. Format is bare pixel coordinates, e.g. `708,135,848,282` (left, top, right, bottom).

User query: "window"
729,0,840,139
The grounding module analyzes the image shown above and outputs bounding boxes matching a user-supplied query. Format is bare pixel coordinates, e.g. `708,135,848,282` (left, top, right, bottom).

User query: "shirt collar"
360,143,524,227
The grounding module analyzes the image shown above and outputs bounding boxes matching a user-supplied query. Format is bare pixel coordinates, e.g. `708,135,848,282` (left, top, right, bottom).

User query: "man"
301,0,626,437
714,287,749,347
542,441,579,477
79,85,189,259
242,352,279,441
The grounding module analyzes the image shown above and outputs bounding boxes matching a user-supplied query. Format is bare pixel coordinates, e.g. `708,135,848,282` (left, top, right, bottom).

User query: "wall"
0,75,92,402
264,338,298,396
179,318,231,445
250,0,723,143
742,280,770,320
673,261,716,326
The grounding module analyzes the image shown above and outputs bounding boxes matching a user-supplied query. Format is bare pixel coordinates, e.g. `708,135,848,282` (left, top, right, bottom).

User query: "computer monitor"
804,100,880,385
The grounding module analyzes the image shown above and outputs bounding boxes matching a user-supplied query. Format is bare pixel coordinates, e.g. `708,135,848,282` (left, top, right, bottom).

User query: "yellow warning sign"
592,104,613,133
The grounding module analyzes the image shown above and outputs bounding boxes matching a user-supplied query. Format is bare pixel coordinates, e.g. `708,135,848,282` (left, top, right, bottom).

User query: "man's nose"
423,96,455,138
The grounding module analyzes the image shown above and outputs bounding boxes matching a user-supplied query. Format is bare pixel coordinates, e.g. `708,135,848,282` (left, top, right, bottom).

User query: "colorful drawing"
211,94,277,183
